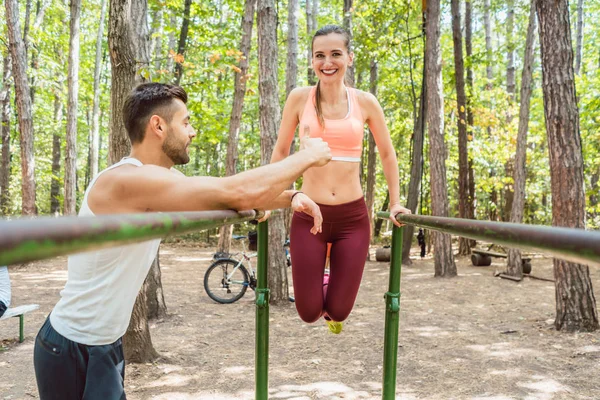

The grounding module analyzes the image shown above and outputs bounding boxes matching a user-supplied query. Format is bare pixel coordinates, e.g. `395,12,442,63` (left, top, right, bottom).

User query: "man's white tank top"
50,158,162,345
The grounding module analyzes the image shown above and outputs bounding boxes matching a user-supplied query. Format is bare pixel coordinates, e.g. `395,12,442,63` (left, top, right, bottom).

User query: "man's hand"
291,192,322,235
390,203,411,227
299,125,331,167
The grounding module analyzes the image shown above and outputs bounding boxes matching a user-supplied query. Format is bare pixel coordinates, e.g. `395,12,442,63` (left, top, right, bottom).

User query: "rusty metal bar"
377,212,600,266
0,210,260,266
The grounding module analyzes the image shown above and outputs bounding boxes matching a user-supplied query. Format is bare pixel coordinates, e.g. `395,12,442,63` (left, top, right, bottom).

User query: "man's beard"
162,130,190,165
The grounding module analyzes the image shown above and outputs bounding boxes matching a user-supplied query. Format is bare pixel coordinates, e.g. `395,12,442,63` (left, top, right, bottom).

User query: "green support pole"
382,225,403,399
19,315,24,343
255,220,269,400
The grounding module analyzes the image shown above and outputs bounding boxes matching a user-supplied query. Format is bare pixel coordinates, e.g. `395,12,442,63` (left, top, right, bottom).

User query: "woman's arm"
362,92,411,225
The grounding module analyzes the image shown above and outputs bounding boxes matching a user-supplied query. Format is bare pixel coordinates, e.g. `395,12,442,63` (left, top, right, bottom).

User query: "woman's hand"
292,193,323,235
389,203,411,227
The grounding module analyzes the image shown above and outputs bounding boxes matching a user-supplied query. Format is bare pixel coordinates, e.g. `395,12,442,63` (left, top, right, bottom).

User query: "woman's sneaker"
325,319,343,334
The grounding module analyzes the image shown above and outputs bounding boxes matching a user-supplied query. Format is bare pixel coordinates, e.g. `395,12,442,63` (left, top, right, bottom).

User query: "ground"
1,243,599,400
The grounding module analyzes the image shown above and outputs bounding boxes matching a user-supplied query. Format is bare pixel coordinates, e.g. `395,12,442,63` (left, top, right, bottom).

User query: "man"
33,83,331,400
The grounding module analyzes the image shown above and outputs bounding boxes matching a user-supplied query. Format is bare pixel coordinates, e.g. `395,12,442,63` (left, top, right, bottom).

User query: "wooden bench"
0,304,39,343
471,248,531,273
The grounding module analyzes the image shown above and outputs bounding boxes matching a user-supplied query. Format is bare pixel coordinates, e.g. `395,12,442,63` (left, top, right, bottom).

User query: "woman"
271,25,410,333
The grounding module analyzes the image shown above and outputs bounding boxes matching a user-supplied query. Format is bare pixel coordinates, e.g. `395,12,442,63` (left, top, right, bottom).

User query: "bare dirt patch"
1,243,599,399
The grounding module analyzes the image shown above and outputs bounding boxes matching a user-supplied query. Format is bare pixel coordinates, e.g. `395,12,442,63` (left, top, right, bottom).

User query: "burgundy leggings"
290,197,370,323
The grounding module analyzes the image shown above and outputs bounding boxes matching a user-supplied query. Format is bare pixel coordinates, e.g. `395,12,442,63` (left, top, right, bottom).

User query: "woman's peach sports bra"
299,86,365,162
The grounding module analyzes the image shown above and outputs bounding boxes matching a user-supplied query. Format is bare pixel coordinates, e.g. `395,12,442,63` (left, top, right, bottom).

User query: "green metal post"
19,315,24,343
382,225,403,399
255,220,269,400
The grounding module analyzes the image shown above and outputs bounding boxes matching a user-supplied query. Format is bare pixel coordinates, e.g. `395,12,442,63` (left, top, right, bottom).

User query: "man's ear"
149,115,165,138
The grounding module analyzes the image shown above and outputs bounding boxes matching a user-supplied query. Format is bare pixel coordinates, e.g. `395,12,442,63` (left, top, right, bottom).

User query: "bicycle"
203,234,292,304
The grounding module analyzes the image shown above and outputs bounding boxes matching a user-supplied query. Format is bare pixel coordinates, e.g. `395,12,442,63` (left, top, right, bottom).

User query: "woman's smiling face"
312,33,353,83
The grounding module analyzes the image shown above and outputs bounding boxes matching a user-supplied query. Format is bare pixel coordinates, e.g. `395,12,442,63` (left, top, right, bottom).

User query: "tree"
536,0,598,332
89,0,107,181
50,90,64,216
450,0,471,256
484,0,493,88
173,0,192,86
217,0,256,254
109,0,160,362
365,59,378,245
464,0,475,225
5,0,37,215
306,0,316,85
64,0,81,216
343,0,355,86
506,1,537,278
425,0,456,277
575,0,584,75
257,0,289,303
0,51,11,215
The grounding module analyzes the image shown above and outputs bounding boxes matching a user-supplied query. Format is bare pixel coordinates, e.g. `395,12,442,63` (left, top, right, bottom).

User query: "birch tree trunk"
89,0,107,181
0,51,11,215
507,1,537,278
64,0,81,216
5,0,37,215
217,0,256,254
258,0,289,303
451,0,472,256
425,0,456,277
536,0,598,332
365,59,378,245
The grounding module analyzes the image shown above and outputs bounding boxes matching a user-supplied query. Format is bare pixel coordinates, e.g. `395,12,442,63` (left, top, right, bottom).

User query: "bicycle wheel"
204,259,250,304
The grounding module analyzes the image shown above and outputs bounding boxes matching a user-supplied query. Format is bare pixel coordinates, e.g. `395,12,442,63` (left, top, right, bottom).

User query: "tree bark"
343,0,354,86
506,0,516,100
217,0,256,254
365,59,378,245
306,0,316,85
258,0,289,304
51,92,64,216
507,1,536,278
425,0,456,277
145,253,166,320
451,0,471,256
5,0,37,215
89,0,107,182
484,0,493,88
64,0,81,216
173,0,192,86
536,0,598,332
464,0,475,225
574,0,583,75
0,51,11,215
109,0,160,361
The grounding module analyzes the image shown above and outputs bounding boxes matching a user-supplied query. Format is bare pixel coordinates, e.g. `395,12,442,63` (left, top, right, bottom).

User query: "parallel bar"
0,210,259,266
19,315,24,343
382,225,403,399
377,212,600,266
255,220,269,400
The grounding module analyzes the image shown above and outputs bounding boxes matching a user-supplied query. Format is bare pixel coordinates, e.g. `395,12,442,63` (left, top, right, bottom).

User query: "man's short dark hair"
122,83,188,144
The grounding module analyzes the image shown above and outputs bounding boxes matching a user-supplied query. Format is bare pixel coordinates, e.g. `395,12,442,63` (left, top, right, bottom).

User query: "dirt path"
1,244,599,399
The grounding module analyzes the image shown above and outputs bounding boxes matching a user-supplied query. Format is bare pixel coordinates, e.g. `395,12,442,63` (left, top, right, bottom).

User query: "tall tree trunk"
109,0,160,362
365,59,378,246
51,92,64,215
217,0,256,254
173,0,192,85
503,0,516,222
258,0,288,304
5,0,37,215
536,0,598,332
484,0,493,88
89,0,107,182
451,0,471,256
425,0,456,277
166,14,177,72
64,0,81,216
464,0,475,224
306,0,316,85
0,51,11,215
343,0,354,86
574,0,583,75
507,2,537,278
145,255,166,320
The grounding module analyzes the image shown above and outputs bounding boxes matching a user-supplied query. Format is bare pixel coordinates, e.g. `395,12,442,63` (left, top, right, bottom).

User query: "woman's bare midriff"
300,161,363,205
